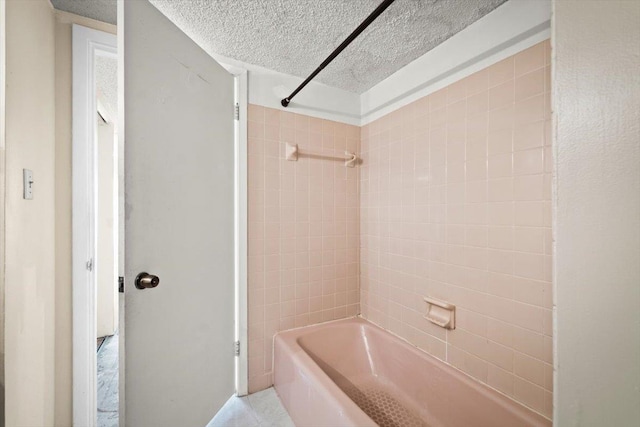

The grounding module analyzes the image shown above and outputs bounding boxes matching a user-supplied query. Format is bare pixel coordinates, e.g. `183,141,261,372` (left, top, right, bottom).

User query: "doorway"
95,50,119,427
72,21,248,426
71,24,118,427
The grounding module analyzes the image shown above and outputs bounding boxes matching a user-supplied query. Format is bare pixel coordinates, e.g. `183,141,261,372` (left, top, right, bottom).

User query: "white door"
120,1,235,425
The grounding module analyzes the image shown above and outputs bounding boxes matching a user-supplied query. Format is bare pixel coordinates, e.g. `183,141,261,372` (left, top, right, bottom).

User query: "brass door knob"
135,272,160,290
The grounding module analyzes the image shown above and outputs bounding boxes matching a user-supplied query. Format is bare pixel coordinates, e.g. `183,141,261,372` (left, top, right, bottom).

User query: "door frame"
71,24,117,427
73,24,250,425
232,68,249,396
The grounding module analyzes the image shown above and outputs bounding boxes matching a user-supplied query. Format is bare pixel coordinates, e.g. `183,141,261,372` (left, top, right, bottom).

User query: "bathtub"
274,317,550,427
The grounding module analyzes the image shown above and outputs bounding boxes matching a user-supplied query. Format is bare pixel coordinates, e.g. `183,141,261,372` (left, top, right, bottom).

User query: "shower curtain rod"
280,0,397,107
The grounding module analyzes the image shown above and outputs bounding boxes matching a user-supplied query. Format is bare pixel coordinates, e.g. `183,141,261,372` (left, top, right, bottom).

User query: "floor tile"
207,388,293,427
97,332,119,427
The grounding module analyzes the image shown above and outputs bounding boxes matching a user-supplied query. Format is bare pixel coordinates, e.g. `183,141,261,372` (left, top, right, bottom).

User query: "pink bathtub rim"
273,316,551,427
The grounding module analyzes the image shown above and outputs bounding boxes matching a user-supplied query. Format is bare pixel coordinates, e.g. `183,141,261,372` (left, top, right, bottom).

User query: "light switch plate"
23,169,34,200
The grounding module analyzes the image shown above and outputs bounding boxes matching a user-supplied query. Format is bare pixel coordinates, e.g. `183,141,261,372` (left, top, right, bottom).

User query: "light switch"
23,169,34,200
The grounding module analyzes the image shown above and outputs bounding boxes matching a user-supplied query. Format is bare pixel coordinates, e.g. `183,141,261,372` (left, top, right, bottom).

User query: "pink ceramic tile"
488,57,515,87
448,344,489,383
488,226,514,250
466,69,489,95
515,69,545,101
514,121,545,151
488,105,515,132
514,148,544,176
488,154,513,179
515,201,545,227
467,91,489,115
512,277,546,308
514,377,546,414
515,43,546,77
488,129,513,155
514,174,544,201
466,135,488,161
513,227,545,254
248,107,360,393
429,88,448,111
515,95,545,126
486,340,515,371
466,158,488,181
513,252,546,281
488,364,515,396
488,178,514,202
510,326,543,360
448,79,468,104
543,391,553,419
489,80,515,110
486,272,514,299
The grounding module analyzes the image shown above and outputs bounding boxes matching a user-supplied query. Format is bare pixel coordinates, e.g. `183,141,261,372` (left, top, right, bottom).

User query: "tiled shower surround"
247,106,361,392
249,40,552,419
361,40,552,418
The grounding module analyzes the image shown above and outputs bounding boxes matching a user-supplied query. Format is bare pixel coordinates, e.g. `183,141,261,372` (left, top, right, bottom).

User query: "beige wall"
3,5,115,426
4,0,56,425
247,105,360,392
0,0,6,423
553,1,640,425
53,10,116,426
360,41,553,419
97,118,118,338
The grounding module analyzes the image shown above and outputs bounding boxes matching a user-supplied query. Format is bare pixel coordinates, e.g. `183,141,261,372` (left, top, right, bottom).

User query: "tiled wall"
359,41,553,418
247,106,361,392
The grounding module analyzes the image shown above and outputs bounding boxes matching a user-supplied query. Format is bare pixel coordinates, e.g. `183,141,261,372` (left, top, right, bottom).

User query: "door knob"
135,272,160,290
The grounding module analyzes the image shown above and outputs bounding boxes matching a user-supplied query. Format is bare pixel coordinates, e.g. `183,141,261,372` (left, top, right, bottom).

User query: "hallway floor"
97,332,119,427
207,388,294,427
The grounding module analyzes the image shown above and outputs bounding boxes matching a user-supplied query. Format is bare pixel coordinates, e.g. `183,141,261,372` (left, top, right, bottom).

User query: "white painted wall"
97,117,118,338
4,0,56,425
553,1,640,425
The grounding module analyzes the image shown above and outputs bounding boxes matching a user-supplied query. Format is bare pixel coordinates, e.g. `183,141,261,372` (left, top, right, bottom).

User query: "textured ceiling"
51,0,117,24
96,55,118,123
51,0,508,93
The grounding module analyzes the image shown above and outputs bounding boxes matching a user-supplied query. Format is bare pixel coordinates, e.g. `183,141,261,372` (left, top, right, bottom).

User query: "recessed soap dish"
424,297,456,330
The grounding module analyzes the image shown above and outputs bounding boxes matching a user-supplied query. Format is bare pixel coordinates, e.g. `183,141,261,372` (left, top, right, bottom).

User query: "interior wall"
4,0,56,425
53,10,116,426
360,41,553,419
553,1,640,425
0,0,6,424
247,105,360,392
96,117,118,338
